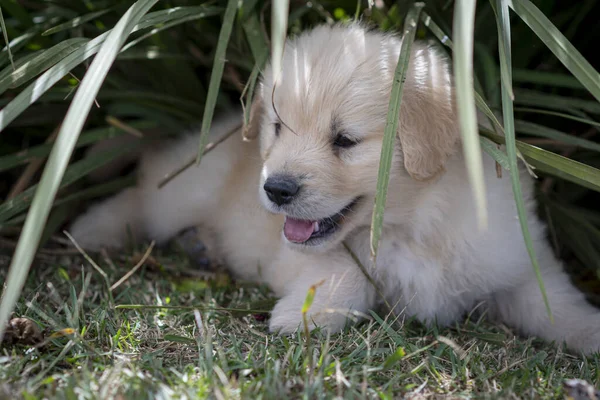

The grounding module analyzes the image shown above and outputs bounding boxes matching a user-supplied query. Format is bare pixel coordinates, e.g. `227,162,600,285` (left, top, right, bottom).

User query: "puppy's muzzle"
263,175,300,206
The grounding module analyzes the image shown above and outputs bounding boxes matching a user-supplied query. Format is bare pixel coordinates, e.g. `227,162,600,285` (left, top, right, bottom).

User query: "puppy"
70,23,600,355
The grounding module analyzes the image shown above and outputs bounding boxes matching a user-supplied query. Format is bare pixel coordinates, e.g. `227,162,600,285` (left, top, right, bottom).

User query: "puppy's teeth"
313,221,320,232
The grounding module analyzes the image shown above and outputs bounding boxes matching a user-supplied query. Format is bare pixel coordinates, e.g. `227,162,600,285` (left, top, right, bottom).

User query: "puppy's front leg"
268,249,377,334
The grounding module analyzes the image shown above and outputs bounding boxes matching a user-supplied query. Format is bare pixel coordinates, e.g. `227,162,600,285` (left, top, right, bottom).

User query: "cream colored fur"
70,23,600,355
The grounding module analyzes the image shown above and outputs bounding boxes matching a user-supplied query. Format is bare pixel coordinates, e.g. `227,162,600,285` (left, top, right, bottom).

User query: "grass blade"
0,121,156,173
0,0,159,343
0,28,41,69
0,6,220,132
515,120,600,153
481,129,600,192
514,107,600,129
121,6,222,53
0,5,14,70
0,38,89,94
507,0,600,103
453,0,488,229
270,0,289,86
42,8,115,36
370,3,424,260
0,144,138,225
242,10,269,131
512,69,583,90
514,89,600,116
480,136,510,171
195,0,238,165
493,0,552,321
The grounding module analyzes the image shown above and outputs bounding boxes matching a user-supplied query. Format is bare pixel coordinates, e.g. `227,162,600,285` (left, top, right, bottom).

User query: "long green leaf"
453,0,488,229
0,5,14,69
42,8,115,36
512,69,584,90
0,38,89,95
480,136,510,171
493,0,551,320
507,0,600,103
0,142,139,225
0,29,37,68
421,9,566,174
242,8,269,63
0,6,221,132
514,107,600,129
4,174,138,228
132,5,221,28
514,89,600,115
195,0,238,164
270,0,289,87
515,120,600,153
0,121,154,172
0,0,159,344
121,6,222,53
242,10,269,129
370,3,424,260
481,130,600,193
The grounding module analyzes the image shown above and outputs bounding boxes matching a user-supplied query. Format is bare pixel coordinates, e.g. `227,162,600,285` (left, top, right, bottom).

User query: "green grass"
1,247,598,399
1,0,600,397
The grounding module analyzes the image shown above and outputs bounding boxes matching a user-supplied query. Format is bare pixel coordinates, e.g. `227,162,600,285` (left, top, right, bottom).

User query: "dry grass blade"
63,231,113,305
110,241,155,291
158,122,241,188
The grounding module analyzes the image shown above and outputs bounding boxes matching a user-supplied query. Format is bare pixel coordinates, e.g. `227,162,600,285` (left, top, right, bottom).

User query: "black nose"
263,176,300,206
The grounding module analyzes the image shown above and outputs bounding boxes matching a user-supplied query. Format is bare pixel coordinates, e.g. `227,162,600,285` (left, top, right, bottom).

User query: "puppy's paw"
568,329,600,357
68,188,142,251
69,206,128,251
268,295,353,334
173,226,221,271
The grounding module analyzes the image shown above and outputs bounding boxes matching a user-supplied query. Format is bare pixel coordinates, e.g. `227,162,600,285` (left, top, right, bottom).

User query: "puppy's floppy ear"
242,89,264,141
397,44,460,181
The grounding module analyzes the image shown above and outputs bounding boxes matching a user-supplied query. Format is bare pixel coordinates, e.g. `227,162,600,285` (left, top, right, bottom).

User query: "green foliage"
0,0,599,396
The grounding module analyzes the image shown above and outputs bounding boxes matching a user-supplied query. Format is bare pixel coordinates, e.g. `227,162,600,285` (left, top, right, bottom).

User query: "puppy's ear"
242,90,264,141
397,45,460,181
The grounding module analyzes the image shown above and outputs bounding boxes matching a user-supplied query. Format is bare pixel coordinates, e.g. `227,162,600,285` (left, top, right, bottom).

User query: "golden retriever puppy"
70,23,600,355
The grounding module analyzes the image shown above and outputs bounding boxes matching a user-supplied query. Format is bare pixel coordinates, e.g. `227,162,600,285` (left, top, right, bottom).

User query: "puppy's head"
247,23,460,251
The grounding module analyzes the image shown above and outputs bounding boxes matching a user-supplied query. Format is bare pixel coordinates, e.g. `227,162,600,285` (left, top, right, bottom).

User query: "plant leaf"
195,0,239,164
0,6,221,132
0,38,89,95
515,120,600,153
507,0,600,103
482,130,600,193
453,0,488,229
370,3,424,260
492,0,552,321
42,8,115,36
0,0,159,344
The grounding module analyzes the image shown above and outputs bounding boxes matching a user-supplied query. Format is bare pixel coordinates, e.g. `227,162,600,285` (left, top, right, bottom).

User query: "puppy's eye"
333,133,359,149
274,122,281,137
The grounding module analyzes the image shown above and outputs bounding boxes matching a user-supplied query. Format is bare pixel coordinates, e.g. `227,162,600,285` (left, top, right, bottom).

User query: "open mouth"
283,197,361,245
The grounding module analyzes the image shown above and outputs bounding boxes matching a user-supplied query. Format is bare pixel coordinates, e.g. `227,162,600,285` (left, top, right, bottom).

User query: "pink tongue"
284,218,316,243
